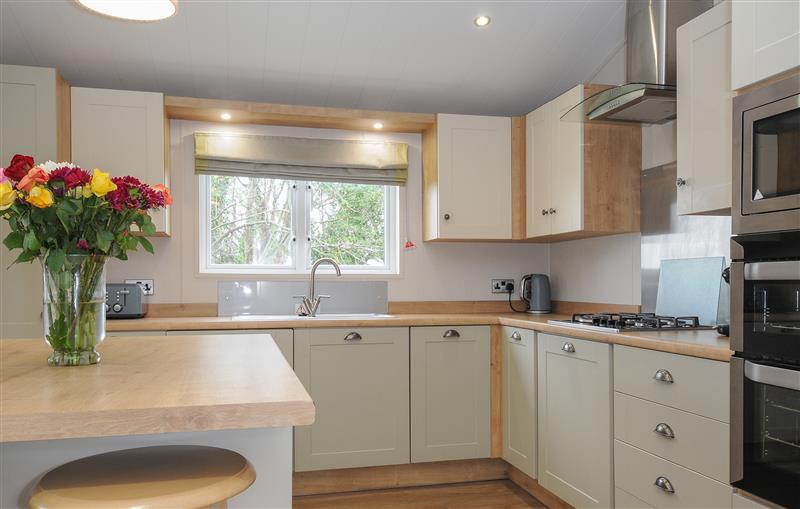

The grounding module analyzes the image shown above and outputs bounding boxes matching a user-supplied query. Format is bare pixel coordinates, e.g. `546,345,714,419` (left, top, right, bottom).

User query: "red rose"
4,154,34,181
76,239,90,250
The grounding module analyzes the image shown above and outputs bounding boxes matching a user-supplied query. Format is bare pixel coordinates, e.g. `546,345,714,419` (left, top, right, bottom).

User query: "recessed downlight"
373,122,384,129
75,0,178,22
220,112,232,120
473,15,491,27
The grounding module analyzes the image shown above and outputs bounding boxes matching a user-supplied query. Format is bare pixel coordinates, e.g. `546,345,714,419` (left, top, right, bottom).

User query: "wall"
106,120,549,304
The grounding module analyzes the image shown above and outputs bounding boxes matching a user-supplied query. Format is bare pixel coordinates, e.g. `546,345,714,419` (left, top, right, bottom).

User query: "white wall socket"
125,279,155,296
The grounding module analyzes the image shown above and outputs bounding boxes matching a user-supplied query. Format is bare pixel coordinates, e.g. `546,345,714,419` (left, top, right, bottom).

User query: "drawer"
616,487,655,508
502,326,534,346
411,325,490,343
615,440,732,509
539,332,610,364
302,326,408,345
615,392,729,483
614,345,729,422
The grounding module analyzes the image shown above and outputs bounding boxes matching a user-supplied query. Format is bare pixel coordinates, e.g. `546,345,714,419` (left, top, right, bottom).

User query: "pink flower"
49,166,91,190
0,168,7,184
76,239,90,250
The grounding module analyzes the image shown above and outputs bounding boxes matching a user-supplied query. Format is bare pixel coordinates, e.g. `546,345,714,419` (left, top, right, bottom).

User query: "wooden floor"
293,480,546,509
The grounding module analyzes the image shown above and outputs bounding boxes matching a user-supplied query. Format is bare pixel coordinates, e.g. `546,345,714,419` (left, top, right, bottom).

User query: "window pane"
208,176,293,266
309,182,386,267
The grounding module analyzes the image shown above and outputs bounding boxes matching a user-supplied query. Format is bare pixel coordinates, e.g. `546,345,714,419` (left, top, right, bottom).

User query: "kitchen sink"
231,313,393,320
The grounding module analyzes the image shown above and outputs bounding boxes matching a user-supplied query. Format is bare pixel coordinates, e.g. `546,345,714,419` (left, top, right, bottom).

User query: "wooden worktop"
0,334,315,443
107,313,732,362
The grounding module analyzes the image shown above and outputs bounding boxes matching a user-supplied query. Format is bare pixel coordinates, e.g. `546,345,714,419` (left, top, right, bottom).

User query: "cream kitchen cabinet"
525,84,641,241
732,0,800,90
71,87,170,235
502,326,537,478
294,327,409,471
422,114,512,240
676,1,733,215
537,332,612,508
165,329,293,366
410,325,490,462
0,65,70,339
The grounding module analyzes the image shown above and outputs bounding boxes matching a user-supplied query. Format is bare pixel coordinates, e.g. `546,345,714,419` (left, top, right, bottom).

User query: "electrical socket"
491,278,514,294
125,279,154,296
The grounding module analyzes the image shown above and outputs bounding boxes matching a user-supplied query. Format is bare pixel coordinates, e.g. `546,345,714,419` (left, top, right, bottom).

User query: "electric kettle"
520,274,551,314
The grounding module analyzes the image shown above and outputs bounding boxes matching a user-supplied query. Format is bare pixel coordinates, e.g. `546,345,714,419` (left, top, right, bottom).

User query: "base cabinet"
537,333,612,508
502,326,537,478
294,327,410,471
410,325,490,462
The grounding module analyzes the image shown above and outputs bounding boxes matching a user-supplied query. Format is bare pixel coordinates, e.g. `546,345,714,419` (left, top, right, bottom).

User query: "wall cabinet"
0,65,70,339
502,326,537,478
676,1,733,215
525,84,641,241
731,0,800,90
71,87,170,235
294,327,409,471
537,332,612,508
165,329,293,366
410,325,490,462
423,114,512,241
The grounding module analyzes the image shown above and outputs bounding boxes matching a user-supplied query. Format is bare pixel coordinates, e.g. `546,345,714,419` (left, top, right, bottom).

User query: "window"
200,175,398,274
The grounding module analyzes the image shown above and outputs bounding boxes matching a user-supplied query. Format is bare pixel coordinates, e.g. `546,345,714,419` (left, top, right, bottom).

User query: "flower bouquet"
0,154,172,366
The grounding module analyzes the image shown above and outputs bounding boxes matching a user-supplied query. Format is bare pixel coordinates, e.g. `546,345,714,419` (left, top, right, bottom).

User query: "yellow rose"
89,168,117,197
0,181,17,210
26,186,54,208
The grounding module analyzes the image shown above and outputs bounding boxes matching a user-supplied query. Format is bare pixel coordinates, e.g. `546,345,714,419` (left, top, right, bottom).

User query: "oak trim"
512,116,526,240
490,325,503,458
55,70,71,161
421,121,439,241
506,464,574,509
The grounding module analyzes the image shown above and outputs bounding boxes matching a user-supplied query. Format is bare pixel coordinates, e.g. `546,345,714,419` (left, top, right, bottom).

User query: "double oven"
730,74,800,508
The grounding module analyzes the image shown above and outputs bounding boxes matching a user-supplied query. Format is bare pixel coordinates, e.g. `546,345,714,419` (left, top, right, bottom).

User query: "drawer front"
616,487,655,508
615,440,732,509
539,332,609,364
615,392,729,483
411,325,490,343
614,345,729,422
503,326,534,346
304,326,408,345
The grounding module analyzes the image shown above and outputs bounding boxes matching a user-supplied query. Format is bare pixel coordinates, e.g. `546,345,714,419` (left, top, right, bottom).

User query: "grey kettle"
520,274,551,314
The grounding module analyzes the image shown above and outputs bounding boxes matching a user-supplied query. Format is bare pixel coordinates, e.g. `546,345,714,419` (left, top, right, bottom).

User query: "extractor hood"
563,0,712,125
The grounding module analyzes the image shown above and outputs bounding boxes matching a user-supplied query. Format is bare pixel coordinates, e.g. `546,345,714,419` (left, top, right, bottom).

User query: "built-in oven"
731,231,800,508
733,74,800,235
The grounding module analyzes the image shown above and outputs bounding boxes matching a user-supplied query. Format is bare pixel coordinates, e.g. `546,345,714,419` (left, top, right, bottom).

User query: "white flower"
40,161,77,171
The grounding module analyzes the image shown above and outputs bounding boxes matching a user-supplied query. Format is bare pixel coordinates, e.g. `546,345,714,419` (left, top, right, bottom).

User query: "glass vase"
42,254,107,366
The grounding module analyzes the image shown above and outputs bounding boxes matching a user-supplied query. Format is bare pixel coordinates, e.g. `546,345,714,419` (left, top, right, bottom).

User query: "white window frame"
199,175,399,275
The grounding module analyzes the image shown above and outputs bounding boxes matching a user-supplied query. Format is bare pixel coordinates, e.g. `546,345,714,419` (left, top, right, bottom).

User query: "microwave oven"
733,74,800,235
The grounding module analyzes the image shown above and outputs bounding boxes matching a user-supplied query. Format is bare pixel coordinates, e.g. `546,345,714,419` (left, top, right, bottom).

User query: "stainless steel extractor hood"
563,0,712,125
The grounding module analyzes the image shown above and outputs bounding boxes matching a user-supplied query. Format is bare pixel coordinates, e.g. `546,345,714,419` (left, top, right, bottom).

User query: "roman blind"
194,132,408,185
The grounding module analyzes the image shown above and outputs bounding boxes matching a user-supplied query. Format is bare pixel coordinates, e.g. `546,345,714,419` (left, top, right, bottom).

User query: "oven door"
732,357,800,508
731,260,800,359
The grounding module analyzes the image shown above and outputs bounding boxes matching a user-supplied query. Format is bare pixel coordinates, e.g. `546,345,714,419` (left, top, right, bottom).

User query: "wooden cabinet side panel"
422,122,439,241
512,116,527,240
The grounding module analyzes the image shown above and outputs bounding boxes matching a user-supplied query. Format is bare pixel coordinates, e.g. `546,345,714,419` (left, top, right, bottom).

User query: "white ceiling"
0,0,626,116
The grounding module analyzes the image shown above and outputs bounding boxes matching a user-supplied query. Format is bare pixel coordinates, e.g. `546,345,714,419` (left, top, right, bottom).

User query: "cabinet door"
165,329,293,366
537,333,612,508
526,104,552,238
437,114,512,239
411,325,490,462
732,0,800,90
677,1,732,215
502,327,537,478
0,65,64,339
550,85,584,235
294,327,409,471
71,88,169,235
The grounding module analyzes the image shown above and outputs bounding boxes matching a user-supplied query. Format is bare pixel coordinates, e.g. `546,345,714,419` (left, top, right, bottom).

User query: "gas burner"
554,313,714,333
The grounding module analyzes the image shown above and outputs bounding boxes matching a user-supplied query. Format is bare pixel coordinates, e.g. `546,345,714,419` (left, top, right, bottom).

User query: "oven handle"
730,262,743,352
745,360,800,391
744,260,800,280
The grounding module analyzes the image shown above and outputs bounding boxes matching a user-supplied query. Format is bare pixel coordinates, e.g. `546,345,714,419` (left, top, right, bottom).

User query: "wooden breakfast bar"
0,334,315,509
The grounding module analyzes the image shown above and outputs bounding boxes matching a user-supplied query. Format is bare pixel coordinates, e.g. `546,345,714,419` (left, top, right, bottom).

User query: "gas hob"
547,312,715,333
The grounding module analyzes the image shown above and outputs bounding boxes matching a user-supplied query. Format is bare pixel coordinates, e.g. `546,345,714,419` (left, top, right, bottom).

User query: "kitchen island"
0,334,314,508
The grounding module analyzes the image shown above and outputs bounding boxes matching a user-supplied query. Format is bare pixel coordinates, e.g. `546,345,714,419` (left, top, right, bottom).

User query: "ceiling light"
75,0,178,22
373,122,384,129
473,15,491,27
220,112,232,121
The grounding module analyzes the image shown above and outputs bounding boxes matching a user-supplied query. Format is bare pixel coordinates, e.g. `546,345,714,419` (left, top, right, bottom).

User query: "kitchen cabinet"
502,326,536,478
537,332,612,508
0,65,70,339
294,327,409,471
731,0,800,90
676,1,733,215
422,114,512,240
410,325,490,462
165,329,293,366
71,87,170,235
525,84,641,241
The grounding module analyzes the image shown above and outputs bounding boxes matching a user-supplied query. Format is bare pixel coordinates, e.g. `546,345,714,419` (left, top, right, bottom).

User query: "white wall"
107,120,549,304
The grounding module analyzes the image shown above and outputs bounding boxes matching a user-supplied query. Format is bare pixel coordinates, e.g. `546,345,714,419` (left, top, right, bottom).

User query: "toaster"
105,283,147,319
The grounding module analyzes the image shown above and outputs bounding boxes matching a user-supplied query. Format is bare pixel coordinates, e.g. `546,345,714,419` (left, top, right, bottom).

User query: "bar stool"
29,445,256,509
